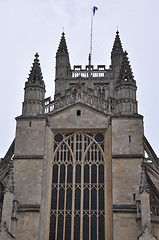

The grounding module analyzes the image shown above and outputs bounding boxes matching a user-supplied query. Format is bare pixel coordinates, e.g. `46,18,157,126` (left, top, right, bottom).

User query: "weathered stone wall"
112,116,144,204
112,158,142,204
14,159,43,204
112,115,144,155
14,118,46,156
13,118,46,239
113,213,139,240
15,212,39,240
49,104,109,130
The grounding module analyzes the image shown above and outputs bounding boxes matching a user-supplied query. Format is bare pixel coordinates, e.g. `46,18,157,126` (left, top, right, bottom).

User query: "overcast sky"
0,0,159,157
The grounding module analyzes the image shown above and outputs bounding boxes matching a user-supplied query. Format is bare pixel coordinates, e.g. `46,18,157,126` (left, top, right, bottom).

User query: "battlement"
44,86,116,115
72,65,107,78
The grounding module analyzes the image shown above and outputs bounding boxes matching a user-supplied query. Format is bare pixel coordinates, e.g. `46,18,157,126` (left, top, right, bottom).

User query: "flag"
93,6,98,16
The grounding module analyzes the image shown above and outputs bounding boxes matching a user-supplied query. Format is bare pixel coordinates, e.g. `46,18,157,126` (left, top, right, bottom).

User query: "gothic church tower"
0,31,159,240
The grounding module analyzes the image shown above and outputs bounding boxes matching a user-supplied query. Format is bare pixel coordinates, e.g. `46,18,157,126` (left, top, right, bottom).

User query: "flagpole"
90,9,93,65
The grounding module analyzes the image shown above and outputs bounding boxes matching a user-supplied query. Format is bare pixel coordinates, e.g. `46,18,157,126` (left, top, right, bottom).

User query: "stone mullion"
97,163,99,240
63,164,67,240
89,161,91,240
55,160,61,240
80,133,84,240
71,134,76,240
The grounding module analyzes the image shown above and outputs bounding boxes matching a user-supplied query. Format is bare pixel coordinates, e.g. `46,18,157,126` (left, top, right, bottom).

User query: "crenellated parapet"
44,83,116,115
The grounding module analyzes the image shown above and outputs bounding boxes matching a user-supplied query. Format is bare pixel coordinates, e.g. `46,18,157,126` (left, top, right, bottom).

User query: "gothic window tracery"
49,132,105,240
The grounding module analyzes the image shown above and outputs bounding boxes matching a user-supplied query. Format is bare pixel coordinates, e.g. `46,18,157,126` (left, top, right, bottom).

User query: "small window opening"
29,122,32,127
77,110,81,116
129,135,131,143
133,193,136,201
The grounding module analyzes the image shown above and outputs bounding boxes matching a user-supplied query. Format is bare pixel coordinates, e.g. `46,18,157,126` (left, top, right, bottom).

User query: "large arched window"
49,133,105,240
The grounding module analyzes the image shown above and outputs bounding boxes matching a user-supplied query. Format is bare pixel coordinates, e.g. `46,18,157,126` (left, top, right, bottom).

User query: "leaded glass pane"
83,214,89,240
49,215,56,240
60,164,65,183
84,165,89,183
51,188,57,210
91,215,97,240
67,164,73,183
84,188,89,210
52,164,58,184
59,188,65,210
75,188,81,210
57,215,64,240
66,188,72,210
74,215,80,240
91,188,97,210
99,164,104,183
65,215,71,240
91,164,97,183
99,215,105,239
75,164,81,183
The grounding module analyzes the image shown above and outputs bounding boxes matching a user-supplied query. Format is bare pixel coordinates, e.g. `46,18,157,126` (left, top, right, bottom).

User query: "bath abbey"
0,31,159,240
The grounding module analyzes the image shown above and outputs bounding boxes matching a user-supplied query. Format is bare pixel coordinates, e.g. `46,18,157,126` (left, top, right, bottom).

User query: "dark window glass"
76,151,78,161
83,214,89,240
79,151,82,161
71,142,74,151
76,165,81,183
54,143,57,151
84,165,89,183
51,188,57,210
80,134,82,141
79,142,82,150
65,215,71,240
95,133,104,143
91,188,97,210
75,188,81,210
49,215,56,240
57,215,64,240
84,188,89,210
91,164,97,183
91,215,97,240
60,149,63,162
64,151,66,161
67,165,73,183
54,134,63,143
95,150,97,161
67,151,71,161
77,110,81,116
60,165,65,183
52,164,58,184
99,165,104,183
57,151,59,161
91,148,94,160
76,135,79,141
101,143,104,151
59,188,65,210
99,188,104,210
66,188,72,210
99,215,105,240
87,150,90,161
98,151,101,162
74,215,80,240
84,142,87,151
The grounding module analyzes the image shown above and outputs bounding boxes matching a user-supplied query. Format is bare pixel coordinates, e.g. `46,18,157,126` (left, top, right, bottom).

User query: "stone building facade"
0,31,159,240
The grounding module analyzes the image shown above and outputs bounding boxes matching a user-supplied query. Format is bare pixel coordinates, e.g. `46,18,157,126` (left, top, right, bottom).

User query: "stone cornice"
112,154,144,159
14,155,43,160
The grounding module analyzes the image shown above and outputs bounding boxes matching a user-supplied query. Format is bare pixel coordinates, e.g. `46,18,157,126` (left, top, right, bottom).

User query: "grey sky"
0,0,159,157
